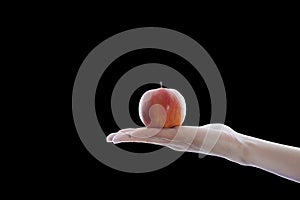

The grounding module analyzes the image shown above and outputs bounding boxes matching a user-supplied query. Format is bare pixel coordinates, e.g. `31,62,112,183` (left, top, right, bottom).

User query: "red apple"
138,85,186,128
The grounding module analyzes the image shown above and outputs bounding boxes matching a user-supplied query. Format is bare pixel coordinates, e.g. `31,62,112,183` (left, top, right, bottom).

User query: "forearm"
236,134,300,183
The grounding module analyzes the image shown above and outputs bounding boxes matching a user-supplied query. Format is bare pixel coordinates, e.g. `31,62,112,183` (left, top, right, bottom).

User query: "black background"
33,16,300,196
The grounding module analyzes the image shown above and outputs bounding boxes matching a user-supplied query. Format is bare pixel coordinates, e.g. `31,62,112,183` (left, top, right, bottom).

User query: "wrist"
214,131,252,166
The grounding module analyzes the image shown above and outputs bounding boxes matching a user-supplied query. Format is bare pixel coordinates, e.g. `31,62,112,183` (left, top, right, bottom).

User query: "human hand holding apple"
138,82,186,128
107,84,300,183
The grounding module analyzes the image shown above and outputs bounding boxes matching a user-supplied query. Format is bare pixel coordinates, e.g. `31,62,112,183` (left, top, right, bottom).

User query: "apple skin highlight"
138,87,186,128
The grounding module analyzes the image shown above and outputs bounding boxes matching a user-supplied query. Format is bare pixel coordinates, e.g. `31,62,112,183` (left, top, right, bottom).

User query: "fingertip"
106,133,118,143
106,137,112,143
112,133,131,144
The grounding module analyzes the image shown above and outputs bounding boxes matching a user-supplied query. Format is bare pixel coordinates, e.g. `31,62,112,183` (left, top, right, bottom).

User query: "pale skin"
106,124,300,183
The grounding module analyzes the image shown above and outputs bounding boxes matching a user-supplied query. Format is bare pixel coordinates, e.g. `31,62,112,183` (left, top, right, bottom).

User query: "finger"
112,133,170,146
130,127,163,138
112,133,197,153
112,131,197,152
129,127,178,140
112,133,129,143
106,128,137,142
106,133,118,142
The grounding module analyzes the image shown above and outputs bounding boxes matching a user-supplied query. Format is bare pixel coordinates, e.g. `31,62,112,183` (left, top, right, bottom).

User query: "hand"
107,124,244,163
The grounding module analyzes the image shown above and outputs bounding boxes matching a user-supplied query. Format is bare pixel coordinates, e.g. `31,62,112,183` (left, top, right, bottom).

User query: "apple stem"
160,81,162,88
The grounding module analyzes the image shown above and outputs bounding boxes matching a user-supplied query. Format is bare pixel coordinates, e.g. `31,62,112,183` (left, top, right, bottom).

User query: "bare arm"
239,134,300,183
107,124,300,183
